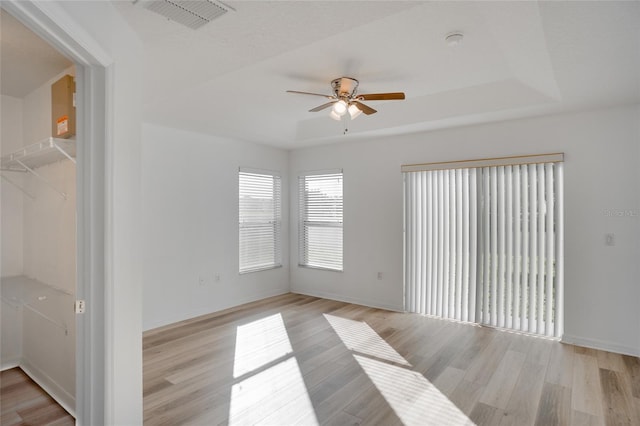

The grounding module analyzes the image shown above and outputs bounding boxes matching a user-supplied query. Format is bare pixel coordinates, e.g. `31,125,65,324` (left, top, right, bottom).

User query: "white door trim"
2,2,111,425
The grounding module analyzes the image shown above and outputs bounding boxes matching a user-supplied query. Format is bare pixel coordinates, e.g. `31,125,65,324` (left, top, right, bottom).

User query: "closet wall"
0,67,77,413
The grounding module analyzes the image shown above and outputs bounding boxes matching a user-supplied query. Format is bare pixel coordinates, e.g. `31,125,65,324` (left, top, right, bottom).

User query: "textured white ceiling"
4,1,638,149
115,0,638,149
0,10,73,98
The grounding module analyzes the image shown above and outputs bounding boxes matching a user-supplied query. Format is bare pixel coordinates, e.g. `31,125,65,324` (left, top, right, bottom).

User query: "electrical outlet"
75,300,86,314
377,272,383,280
605,233,615,246
214,273,221,282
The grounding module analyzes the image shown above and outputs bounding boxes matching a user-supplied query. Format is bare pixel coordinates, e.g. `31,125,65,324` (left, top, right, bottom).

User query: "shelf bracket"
15,159,67,200
1,173,36,200
53,142,76,164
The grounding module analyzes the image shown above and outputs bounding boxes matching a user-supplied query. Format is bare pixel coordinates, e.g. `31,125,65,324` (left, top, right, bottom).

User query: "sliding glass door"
403,154,564,338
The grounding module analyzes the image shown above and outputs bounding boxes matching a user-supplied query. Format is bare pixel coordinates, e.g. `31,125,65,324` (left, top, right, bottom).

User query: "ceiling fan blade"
286,90,334,99
353,101,377,115
309,101,337,112
358,92,405,101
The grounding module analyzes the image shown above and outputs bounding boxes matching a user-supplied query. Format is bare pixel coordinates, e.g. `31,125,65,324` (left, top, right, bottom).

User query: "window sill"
298,264,343,273
239,264,283,275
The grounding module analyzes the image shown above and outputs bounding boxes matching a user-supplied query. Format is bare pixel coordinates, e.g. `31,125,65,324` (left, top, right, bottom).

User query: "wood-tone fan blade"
309,101,337,112
358,92,405,101
286,90,334,99
353,101,377,115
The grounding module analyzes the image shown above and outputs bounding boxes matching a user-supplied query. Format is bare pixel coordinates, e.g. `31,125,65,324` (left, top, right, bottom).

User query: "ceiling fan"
287,77,405,121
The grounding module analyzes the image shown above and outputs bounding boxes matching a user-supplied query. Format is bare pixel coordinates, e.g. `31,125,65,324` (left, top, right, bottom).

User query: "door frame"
2,2,110,424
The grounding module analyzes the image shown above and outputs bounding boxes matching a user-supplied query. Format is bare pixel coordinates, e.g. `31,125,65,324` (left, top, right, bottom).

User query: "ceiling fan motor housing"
332,77,359,98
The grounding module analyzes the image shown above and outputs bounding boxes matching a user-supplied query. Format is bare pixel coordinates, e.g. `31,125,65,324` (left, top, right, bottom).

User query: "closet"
1,10,77,417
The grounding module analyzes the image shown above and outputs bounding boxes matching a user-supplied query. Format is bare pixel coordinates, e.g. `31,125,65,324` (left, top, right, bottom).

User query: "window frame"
298,170,344,272
238,168,282,274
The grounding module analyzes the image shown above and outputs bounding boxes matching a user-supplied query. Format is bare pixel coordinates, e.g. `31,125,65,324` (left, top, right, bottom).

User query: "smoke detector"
134,0,233,30
445,32,464,47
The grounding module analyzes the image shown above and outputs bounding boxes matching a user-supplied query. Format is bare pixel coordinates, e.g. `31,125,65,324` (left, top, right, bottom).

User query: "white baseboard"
20,359,76,418
291,288,403,313
143,288,290,332
562,334,639,357
1,358,20,371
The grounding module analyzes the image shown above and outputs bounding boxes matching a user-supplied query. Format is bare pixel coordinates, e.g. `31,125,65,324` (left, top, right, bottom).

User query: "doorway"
1,8,78,417
1,2,110,424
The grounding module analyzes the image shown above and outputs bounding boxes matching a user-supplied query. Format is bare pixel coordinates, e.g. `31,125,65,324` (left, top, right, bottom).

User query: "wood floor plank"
418,325,472,382
321,410,362,426
142,293,639,426
432,366,466,397
499,361,546,426
534,382,572,426
479,349,526,409
599,368,635,425
597,350,627,373
294,367,371,425
342,382,388,420
525,337,553,367
463,331,511,386
470,402,506,426
571,409,604,426
449,379,486,415
575,345,599,357
546,342,575,388
450,326,494,370
572,353,604,417
622,355,640,398
0,368,74,426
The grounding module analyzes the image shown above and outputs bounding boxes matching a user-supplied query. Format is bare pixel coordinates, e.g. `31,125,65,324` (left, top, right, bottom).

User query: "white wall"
1,94,24,277
141,123,290,331
50,1,145,423
21,67,77,295
289,105,640,356
0,301,21,368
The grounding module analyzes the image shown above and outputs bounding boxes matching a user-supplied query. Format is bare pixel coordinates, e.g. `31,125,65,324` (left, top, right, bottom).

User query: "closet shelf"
1,137,76,172
0,137,76,200
1,275,72,335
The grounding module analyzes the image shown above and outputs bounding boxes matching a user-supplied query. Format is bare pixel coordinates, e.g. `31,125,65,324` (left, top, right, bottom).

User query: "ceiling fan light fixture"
329,110,342,121
348,103,362,120
332,100,348,115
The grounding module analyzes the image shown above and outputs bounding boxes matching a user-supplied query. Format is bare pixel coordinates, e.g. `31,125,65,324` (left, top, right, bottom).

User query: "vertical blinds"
403,155,563,338
239,169,282,273
299,171,343,271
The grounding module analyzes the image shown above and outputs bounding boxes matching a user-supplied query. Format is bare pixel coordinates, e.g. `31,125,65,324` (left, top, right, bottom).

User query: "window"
239,168,282,273
403,154,564,338
299,171,343,271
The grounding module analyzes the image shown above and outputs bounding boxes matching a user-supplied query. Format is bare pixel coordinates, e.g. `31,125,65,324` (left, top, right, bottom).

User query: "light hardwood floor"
0,367,75,426
143,293,640,426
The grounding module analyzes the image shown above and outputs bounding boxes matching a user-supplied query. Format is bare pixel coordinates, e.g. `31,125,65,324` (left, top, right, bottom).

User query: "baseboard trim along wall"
291,289,403,313
143,287,290,332
562,334,640,358
0,359,20,372
20,359,75,418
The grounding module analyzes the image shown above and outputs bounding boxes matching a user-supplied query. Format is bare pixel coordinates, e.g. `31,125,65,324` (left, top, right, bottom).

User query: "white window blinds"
239,169,282,273
299,171,343,271
403,154,564,338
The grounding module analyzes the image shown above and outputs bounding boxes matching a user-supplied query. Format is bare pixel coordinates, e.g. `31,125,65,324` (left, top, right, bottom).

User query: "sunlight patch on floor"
354,354,474,426
233,313,292,378
228,356,319,426
324,314,410,366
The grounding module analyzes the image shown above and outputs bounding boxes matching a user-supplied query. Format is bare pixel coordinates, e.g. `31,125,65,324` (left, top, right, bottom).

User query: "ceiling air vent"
134,0,232,30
